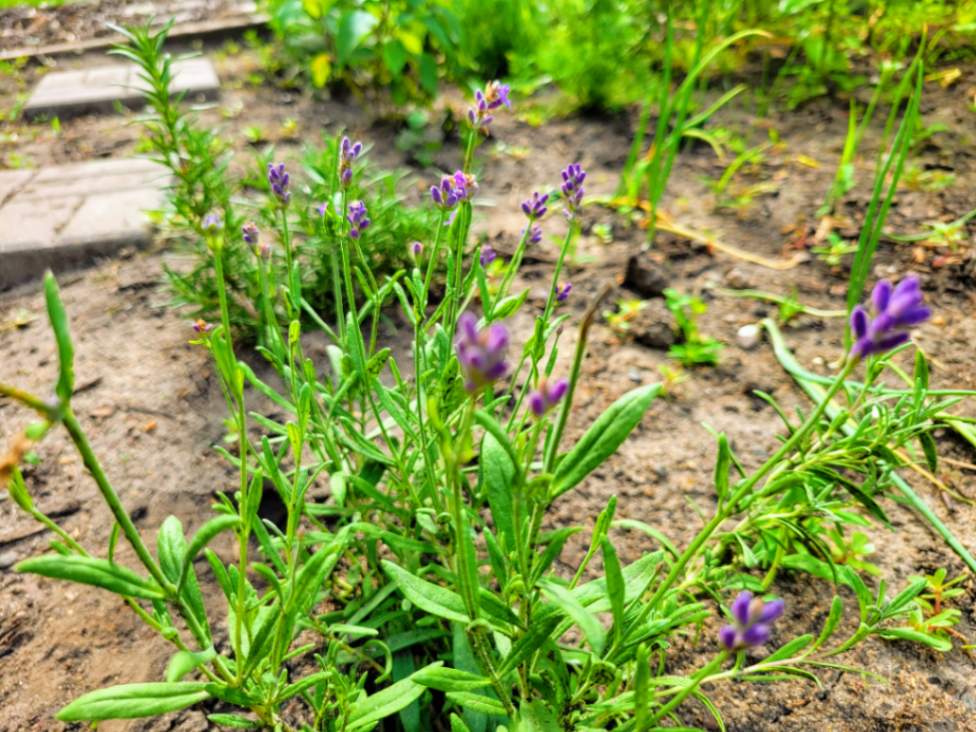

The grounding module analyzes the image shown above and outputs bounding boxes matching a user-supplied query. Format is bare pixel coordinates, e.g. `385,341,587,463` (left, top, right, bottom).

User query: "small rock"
635,322,677,350
627,369,643,384
623,254,670,298
723,267,755,290
0,551,18,570
736,323,761,350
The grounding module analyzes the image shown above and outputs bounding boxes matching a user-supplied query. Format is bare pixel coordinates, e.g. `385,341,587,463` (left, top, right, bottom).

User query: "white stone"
736,323,761,350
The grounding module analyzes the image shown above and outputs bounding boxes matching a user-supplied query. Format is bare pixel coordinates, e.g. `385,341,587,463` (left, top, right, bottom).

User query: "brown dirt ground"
2,37,976,731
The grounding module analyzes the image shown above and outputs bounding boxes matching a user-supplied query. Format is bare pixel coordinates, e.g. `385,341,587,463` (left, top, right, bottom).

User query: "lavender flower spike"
555,282,572,303
480,245,497,267
468,80,511,134
410,241,423,257
430,171,478,210
242,221,259,245
528,377,569,416
202,212,223,232
347,200,371,239
561,163,586,218
719,591,784,651
524,224,543,245
455,313,510,392
267,162,291,204
339,136,363,187
850,275,931,359
521,191,549,220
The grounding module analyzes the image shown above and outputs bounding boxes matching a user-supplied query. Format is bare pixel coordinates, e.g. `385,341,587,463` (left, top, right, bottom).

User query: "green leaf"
16,555,164,599
714,433,732,502
43,272,74,403
419,52,438,96
336,10,377,67
207,713,260,729
919,431,938,473
514,700,561,731
348,674,427,731
179,515,239,590
446,691,507,717
413,665,493,692
763,634,813,663
57,682,209,721
165,647,216,683
497,615,560,677
450,714,473,732
540,580,606,655
382,39,408,75
480,432,517,552
878,627,952,652
383,560,469,624
814,595,844,649
551,384,660,498
602,538,625,645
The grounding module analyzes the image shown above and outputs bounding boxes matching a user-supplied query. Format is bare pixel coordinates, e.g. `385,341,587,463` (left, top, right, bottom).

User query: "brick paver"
24,57,219,118
0,159,170,288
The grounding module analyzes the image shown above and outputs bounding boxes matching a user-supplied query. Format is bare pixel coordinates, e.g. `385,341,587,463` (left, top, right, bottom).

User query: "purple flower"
317,201,329,217
523,224,543,245
242,221,259,245
347,200,371,239
719,591,784,651
430,171,478,210
267,162,291,204
850,275,931,359
202,212,223,232
528,378,568,416
560,163,586,218
555,282,572,303
339,136,363,187
521,191,549,220
480,245,497,267
467,80,511,134
192,319,214,334
410,241,423,257
455,313,510,392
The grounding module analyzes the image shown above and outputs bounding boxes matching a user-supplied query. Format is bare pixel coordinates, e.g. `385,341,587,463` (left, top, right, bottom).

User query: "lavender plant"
2,57,972,732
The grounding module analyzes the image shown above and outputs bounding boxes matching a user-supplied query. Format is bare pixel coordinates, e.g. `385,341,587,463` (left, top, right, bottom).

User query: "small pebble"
0,551,18,570
736,323,761,350
628,369,643,384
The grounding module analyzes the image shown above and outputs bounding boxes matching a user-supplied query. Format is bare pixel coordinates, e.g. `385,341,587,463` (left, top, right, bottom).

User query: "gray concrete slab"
24,57,219,119
0,159,170,288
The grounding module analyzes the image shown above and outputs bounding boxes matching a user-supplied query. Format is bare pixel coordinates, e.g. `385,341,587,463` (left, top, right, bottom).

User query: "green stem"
646,651,727,726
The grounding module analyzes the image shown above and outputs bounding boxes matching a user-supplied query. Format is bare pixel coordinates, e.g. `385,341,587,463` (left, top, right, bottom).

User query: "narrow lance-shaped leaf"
57,682,209,721
551,384,660,499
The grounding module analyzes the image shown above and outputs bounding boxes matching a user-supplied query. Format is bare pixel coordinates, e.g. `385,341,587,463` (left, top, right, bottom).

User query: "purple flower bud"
528,377,569,416
192,319,214,334
523,224,543,245
480,245,497,267
347,200,371,239
719,591,784,651
521,191,549,220
317,201,329,217
455,312,510,392
241,221,259,245
555,282,572,303
267,162,291,204
339,136,363,188
850,275,931,359
430,171,477,210
410,241,423,257
467,81,511,134
560,163,586,218
202,212,223,232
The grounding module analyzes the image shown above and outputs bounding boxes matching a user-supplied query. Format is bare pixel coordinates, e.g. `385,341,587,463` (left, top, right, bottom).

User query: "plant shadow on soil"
1,40,976,731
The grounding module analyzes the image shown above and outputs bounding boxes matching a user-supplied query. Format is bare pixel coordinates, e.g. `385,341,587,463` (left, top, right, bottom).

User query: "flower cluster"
347,201,371,239
528,378,568,416
339,136,363,187
467,80,511,134
202,212,222,232
719,591,784,651
524,224,543,245
555,282,572,303
241,221,258,245
268,162,291,204
430,171,478,210
480,245,497,267
521,191,549,220
455,313,510,392
850,275,931,359
561,163,586,218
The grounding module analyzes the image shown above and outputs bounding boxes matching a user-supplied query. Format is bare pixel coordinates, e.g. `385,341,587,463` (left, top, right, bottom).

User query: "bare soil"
1,38,976,731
